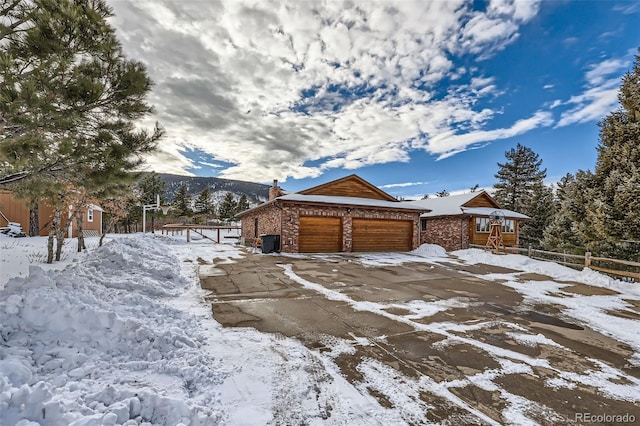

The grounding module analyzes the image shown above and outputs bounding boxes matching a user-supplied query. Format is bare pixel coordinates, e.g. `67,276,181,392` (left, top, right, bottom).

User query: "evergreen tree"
435,190,450,197
218,192,238,222
194,187,215,217
171,183,192,218
519,182,555,248
0,0,162,188
470,184,480,193
589,52,640,259
542,173,590,253
494,143,547,212
236,194,250,213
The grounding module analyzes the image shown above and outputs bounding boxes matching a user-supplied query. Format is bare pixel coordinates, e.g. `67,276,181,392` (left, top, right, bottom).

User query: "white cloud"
109,0,543,183
427,111,554,159
555,56,628,128
379,181,428,189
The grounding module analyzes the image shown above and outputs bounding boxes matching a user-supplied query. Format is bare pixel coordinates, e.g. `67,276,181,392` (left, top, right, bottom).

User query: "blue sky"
109,0,639,199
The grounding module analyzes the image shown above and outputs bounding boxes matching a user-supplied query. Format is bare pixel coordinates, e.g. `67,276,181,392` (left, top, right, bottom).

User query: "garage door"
299,216,342,253
352,219,413,252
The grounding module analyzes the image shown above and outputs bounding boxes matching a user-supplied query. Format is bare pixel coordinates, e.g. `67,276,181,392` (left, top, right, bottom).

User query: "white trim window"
501,219,515,233
475,217,490,233
87,208,94,222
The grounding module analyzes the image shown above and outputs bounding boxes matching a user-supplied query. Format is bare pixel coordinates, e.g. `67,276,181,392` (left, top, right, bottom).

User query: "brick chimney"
269,179,282,201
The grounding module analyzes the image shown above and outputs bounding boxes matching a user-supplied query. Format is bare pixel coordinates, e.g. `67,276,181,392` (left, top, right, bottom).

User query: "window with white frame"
475,217,515,233
87,208,94,222
420,218,427,232
475,217,490,233
501,219,515,233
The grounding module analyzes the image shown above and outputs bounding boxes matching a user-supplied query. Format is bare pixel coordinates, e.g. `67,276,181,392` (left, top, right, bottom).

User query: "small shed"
409,191,530,252
237,175,428,253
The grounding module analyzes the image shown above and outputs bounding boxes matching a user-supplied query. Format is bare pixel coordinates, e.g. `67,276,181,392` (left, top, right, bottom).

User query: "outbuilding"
236,175,428,253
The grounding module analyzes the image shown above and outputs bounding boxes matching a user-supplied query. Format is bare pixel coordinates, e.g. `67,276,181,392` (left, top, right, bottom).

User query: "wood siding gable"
299,174,397,201
461,192,501,209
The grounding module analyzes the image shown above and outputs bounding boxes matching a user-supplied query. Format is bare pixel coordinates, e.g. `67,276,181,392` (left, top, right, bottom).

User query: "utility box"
260,234,280,254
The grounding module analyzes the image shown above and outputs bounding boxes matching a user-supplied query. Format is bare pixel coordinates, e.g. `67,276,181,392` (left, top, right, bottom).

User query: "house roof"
407,191,529,219
278,193,427,211
460,207,530,220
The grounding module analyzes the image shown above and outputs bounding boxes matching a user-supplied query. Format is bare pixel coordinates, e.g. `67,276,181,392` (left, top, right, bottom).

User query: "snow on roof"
407,192,529,219
461,207,530,220
408,192,483,217
279,193,427,210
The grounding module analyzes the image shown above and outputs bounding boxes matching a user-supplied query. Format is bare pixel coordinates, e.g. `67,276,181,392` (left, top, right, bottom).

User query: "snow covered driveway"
204,249,640,425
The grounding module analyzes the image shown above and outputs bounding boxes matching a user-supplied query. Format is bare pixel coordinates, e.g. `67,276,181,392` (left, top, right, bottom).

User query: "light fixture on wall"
346,208,351,214
289,215,293,222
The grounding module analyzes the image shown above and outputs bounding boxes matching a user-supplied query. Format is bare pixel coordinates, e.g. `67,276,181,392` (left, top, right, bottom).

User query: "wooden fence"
161,224,241,243
468,244,640,282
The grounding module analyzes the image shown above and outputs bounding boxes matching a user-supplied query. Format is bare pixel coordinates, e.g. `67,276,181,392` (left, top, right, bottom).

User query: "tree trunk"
76,211,85,252
47,210,60,264
29,202,39,236
100,217,115,247
151,213,155,233
55,210,65,261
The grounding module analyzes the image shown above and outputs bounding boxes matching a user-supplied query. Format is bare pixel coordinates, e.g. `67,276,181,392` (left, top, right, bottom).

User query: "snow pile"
411,243,447,258
0,236,226,425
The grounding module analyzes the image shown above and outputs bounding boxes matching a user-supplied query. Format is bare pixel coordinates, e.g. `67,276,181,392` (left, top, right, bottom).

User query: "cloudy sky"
109,0,639,197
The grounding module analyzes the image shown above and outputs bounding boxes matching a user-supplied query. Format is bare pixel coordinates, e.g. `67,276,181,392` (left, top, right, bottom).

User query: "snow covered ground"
1,234,639,425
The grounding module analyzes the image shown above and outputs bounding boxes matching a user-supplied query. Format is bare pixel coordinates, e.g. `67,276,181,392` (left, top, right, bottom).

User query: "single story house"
0,190,103,237
236,175,428,253
409,191,530,252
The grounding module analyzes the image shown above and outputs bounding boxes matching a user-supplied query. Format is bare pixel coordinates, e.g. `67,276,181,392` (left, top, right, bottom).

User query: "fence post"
528,244,532,257
187,228,190,243
585,251,591,268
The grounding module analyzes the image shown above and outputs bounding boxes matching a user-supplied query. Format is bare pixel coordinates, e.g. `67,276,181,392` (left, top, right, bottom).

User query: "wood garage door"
299,216,342,253
352,219,413,252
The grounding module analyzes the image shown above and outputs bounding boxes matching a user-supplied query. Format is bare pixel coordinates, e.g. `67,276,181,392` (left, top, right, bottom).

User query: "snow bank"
0,236,225,425
411,244,447,258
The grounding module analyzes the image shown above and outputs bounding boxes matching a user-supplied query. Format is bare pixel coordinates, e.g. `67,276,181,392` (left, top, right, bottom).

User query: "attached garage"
237,175,428,253
299,216,342,253
352,219,413,252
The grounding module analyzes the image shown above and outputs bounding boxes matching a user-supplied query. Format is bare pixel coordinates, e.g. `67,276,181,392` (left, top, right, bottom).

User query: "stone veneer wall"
280,203,420,253
240,203,282,244
420,216,470,252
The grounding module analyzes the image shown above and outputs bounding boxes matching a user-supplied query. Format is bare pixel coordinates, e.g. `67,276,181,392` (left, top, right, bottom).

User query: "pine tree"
519,182,555,248
0,0,162,188
542,173,591,253
171,184,192,218
435,190,450,197
494,143,547,212
218,192,238,222
589,52,640,259
194,187,215,217
236,194,250,213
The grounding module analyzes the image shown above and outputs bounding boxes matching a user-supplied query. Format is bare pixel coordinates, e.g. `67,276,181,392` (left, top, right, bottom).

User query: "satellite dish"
489,210,505,223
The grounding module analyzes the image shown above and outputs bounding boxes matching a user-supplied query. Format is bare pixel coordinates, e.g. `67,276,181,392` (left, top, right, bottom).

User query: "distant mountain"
157,174,270,204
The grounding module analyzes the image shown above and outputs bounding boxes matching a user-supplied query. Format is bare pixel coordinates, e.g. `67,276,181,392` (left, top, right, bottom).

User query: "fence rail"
468,244,640,282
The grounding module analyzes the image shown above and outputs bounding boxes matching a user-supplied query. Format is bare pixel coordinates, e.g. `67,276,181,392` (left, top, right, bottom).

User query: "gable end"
462,192,501,209
299,174,397,201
